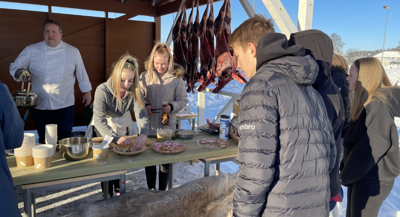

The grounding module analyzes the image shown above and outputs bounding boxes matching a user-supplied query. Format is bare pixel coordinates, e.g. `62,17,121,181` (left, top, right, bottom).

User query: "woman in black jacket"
341,57,400,217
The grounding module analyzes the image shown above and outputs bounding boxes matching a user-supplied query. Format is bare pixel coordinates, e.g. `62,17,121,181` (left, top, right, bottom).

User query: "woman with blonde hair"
89,53,149,197
340,57,400,217
140,42,188,191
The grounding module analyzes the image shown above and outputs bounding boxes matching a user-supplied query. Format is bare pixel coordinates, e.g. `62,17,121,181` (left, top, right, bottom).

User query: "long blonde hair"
350,57,392,121
145,42,174,82
109,53,144,109
332,53,348,75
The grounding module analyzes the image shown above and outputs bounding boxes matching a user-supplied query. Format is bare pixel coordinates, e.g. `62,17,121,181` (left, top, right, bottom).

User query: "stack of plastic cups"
32,145,54,169
45,124,57,153
14,133,36,167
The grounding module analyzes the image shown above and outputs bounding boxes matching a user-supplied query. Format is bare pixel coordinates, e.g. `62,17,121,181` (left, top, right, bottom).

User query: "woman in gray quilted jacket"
140,42,188,191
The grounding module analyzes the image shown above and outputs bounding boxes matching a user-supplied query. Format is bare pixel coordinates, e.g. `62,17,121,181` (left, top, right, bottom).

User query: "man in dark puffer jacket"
230,16,336,217
289,30,346,210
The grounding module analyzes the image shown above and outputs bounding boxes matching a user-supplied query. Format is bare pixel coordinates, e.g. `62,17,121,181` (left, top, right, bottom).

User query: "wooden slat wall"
0,8,155,130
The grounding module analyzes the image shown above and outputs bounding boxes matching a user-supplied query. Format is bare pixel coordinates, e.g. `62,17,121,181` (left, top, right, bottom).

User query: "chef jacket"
9,41,92,110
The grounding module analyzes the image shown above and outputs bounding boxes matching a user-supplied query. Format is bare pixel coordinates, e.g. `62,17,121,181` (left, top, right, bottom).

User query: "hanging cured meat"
186,0,199,93
172,0,246,93
198,0,216,92
212,0,247,93
173,7,187,78
180,5,189,81
198,1,214,92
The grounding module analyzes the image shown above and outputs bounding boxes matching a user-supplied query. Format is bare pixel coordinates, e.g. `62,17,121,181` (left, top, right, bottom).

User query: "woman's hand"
134,134,147,150
163,105,171,114
146,105,153,116
117,136,132,145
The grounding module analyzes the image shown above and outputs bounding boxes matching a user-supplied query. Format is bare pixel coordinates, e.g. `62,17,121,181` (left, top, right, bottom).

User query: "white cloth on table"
9,41,92,110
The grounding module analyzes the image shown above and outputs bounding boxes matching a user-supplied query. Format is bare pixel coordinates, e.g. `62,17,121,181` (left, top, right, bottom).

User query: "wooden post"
48,5,52,19
105,12,109,80
155,16,161,42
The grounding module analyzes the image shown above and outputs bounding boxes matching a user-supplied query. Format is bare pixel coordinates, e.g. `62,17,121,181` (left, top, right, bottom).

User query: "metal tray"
198,124,219,134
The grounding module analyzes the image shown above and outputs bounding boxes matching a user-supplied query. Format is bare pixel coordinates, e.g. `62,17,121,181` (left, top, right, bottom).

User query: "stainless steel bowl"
59,137,92,161
175,130,195,139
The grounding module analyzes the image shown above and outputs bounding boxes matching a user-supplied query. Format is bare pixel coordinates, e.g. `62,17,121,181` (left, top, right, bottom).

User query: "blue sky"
1,0,399,52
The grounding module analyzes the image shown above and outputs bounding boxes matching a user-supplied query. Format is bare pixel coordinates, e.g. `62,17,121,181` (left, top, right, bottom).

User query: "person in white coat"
9,19,92,144
90,53,149,197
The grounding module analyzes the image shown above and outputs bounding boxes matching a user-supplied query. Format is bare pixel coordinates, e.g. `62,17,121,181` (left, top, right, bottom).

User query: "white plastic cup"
45,124,58,152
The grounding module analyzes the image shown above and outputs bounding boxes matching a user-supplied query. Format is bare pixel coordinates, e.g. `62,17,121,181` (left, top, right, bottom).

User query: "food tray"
197,138,229,149
113,145,147,156
198,124,219,134
151,141,187,154
175,129,195,139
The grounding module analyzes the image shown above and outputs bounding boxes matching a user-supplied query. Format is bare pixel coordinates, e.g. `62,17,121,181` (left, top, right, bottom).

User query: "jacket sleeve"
133,95,149,135
74,49,92,93
340,127,389,185
169,78,188,113
0,83,24,149
233,85,278,217
9,46,30,82
92,85,119,139
340,101,391,185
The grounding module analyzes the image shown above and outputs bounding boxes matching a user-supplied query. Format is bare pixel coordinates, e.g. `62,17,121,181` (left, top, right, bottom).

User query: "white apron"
85,111,138,138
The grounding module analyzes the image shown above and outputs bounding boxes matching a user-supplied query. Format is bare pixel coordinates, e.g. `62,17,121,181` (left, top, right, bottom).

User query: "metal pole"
381,7,389,63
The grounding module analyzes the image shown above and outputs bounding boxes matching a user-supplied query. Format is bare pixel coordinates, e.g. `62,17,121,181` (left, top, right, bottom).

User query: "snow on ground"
14,69,400,216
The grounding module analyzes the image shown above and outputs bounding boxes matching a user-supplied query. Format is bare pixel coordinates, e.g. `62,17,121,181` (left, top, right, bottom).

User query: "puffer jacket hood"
289,29,334,87
256,33,318,86
144,61,185,79
289,29,345,199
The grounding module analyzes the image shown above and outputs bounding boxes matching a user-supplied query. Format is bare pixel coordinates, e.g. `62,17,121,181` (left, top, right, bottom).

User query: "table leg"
204,161,210,177
23,189,31,217
102,181,110,199
119,174,126,194
216,163,220,176
168,163,173,190
31,193,36,217
191,119,195,131
190,160,193,165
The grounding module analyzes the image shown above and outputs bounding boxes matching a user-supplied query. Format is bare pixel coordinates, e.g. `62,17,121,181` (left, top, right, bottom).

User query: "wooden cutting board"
92,135,155,146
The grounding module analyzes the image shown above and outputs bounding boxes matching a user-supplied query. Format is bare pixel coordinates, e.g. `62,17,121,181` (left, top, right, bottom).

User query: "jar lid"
221,115,230,119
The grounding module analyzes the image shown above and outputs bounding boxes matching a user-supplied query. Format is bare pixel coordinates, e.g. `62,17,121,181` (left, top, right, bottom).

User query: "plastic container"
219,115,230,140
157,129,173,142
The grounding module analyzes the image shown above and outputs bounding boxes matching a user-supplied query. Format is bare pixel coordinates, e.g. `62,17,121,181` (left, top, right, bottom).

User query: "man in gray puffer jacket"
230,17,336,217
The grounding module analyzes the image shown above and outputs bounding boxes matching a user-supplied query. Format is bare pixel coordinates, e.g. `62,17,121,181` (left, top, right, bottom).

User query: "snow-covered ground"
16,69,400,216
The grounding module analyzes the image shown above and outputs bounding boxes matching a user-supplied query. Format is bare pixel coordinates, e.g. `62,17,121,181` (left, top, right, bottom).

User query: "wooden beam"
105,13,110,78
155,16,161,41
165,0,186,46
261,0,297,38
157,0,222,17
297,0,313,31
48,5,52,19
6,0,157,17
238,0,256,18
156,0,170,6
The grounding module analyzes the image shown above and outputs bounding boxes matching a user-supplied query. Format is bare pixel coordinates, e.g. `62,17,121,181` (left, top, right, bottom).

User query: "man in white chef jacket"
9,19,92,144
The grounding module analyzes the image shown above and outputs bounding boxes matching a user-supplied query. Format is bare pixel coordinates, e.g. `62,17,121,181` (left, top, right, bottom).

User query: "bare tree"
330,33,345,53
347,47,359,64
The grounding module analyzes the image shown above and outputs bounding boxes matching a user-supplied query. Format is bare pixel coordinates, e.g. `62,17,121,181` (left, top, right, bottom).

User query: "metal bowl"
59,137,92,161
175,130,195,139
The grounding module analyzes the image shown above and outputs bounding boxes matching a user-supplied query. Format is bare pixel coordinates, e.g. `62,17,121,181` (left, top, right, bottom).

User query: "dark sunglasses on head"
126,59,135,67
156,44,167,51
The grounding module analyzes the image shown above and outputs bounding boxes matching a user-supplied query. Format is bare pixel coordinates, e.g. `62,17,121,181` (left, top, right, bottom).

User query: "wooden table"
6,131,238,216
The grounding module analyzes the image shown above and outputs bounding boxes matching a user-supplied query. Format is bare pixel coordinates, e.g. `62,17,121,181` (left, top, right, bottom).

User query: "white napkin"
99,135,113,149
